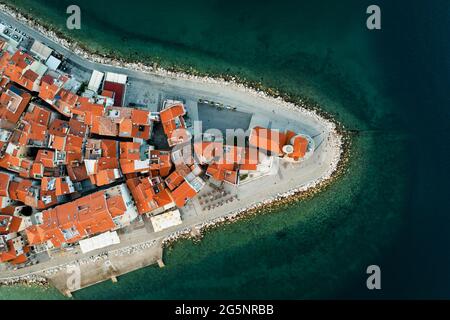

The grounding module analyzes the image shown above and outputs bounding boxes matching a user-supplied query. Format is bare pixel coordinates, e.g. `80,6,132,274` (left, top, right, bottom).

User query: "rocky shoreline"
0,274,48,287
0,2,351,288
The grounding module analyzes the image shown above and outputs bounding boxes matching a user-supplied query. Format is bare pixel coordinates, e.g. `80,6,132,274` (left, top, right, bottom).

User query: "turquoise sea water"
0,0,448,299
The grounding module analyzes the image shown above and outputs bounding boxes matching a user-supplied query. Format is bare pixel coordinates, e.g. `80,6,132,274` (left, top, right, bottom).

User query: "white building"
30,40,52,61
79,231,120,254
150,209,183,232
88,70,104,92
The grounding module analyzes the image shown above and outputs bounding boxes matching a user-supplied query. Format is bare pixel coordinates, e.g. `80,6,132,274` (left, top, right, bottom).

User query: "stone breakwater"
110,239,158,257
0,274,48,287
162,228,194,247
41,254,109,277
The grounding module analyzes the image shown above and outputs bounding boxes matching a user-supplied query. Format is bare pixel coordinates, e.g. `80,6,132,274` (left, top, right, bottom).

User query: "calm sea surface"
0,0,449,299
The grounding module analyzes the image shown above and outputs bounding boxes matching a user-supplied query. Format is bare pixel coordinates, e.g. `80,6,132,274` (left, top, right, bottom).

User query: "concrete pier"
190,228,201,238
64,290,72,298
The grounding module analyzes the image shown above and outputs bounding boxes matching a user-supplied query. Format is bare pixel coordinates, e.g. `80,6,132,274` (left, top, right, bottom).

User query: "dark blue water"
369,0,450,298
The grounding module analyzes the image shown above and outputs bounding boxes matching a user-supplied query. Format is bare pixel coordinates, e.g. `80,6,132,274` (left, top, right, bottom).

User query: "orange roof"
10,247,29,265
9,51,32,69
206,164,225,181
18,160,33,178
58,88,78,105
26,225,49,246
35,149,55,168
97,157,119,170
72,98,104,125
289,135,308,160
55,177,72,196
66,150,82,164
91,117,118,136
160,104,185,123
23,104,51,126
131,123,151,139
8,216,22,233
30,162,44,178
53,88,78,115
165,171,184,191
65,134,83,152
90,163,119,186
0,85,32,124
67,164,89,181
0,172,10,197
25,190,120,248
0,76,9,88
0,215,22,234
101,90,114,98
39,74,60,101
40,177,52,192
240,147,259,171
8,179,40,207
3,51,38,92
126,176,174,214
0,154,21,172
0,239,26,263
16,122,30,146
48,118,69,137
101,140,118,157
171,181,197,208
131,109,149,125
149,150,172,177
166,128,190,147
50,134,66,150
249,127,287,155
23,69,38,82
119,159,138,175
223,170,238,184
106,195,127,218
68,118,87,137
7,181,19,200
119,118,133,137
120,142,140,160
160,104,187,145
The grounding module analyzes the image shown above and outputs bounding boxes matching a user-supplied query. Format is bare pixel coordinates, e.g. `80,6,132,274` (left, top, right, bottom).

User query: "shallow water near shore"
0,0,449,299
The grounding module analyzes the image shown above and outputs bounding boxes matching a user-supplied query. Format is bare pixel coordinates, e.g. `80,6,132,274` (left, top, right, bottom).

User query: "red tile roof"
126,176,174,214
164,171,184,191
0,85,32,124
25,190,124,248
171,180,197,208
249,126,287,155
